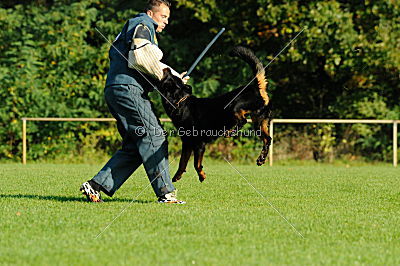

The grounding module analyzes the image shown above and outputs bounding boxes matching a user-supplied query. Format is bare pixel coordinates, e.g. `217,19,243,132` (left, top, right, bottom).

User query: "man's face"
147,4,170,33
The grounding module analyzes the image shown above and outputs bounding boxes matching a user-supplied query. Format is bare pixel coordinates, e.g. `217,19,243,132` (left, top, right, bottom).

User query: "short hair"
145,0,171,12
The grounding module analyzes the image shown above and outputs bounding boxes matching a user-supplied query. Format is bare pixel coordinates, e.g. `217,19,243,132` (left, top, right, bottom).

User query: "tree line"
0,0,399,162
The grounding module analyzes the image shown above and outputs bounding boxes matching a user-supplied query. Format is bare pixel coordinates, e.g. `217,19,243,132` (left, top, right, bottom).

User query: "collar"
136,13,159,28
176,95,190,107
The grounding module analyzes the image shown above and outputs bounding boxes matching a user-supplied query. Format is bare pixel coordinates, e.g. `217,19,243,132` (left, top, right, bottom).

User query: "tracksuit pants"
91,84,175,198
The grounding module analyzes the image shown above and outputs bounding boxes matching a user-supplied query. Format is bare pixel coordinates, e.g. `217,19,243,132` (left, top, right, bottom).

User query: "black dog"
160,46,272,182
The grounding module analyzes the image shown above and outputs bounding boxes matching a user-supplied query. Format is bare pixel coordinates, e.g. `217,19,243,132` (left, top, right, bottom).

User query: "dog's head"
160,68,192,95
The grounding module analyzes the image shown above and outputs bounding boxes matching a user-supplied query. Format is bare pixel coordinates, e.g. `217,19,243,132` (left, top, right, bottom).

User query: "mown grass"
1,160,399,265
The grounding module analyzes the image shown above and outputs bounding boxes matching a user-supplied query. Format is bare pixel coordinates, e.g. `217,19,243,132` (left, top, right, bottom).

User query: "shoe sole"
80,183,103,203
158,200,186,204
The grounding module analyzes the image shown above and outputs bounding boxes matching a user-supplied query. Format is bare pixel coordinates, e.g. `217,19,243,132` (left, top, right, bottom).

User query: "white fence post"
269,120,274,166
22,118,27,165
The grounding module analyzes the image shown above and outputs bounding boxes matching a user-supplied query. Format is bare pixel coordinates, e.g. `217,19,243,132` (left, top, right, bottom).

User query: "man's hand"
180,72,190,84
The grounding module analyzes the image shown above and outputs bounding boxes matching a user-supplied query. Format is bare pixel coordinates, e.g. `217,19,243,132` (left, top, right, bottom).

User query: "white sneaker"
80,181,103,203
158,190,186,204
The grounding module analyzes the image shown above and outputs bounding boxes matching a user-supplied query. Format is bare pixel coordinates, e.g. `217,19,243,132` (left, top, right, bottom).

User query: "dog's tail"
230,46,269,105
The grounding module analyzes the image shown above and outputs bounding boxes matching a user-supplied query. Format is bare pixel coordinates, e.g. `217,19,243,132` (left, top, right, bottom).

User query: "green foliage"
0,0,399,162
0,0,133,160
166,0,399,162
310,124,336,162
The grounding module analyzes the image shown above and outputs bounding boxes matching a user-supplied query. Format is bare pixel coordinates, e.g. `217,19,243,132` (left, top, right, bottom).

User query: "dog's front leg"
193,143,207,182
172,141,193,182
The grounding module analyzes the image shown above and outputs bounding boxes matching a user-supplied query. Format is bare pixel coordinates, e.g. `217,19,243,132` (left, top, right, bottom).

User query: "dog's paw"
172,175,182,182
256,156,266,166
198,171,206,182
172,170,186,182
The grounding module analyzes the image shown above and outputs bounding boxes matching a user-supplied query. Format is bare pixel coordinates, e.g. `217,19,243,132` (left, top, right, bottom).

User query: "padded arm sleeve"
129,24,181,80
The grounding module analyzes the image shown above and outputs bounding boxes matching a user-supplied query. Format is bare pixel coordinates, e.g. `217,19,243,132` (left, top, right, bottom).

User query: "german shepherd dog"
160,46,272,182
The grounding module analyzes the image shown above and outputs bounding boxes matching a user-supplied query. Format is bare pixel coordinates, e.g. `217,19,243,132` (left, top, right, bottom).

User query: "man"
80,0,188,203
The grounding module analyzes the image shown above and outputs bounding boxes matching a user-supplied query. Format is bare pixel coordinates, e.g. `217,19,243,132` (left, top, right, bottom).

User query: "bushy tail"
230,46,269,105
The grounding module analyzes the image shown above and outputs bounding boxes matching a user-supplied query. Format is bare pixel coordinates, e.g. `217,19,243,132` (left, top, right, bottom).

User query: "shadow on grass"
0,194,154,204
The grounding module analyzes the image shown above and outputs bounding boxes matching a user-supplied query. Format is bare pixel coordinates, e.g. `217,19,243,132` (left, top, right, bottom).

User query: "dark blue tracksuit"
92,13,175,198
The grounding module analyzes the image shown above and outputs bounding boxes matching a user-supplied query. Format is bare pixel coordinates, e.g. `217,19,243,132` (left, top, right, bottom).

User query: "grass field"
1,160,399,265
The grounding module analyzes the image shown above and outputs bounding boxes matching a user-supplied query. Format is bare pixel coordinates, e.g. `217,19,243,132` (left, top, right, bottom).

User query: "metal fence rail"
268,119,398,167
21,118,399,167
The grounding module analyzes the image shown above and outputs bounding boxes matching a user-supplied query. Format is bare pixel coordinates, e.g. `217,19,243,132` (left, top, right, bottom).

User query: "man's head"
145,0,171,33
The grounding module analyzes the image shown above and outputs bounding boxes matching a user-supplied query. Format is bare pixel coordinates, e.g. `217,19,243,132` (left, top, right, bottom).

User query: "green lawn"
1,161,399,265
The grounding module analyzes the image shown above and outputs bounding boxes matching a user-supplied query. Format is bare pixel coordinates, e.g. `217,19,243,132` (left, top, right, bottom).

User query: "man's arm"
130,24,182,81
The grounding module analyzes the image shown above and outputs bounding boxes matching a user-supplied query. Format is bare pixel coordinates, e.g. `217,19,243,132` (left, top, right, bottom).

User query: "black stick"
183,28,225,78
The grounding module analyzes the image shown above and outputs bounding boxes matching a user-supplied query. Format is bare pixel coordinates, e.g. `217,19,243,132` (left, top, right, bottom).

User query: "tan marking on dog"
260,119,270,144
198,170,206,182
234,109,249,120
256,72,269,106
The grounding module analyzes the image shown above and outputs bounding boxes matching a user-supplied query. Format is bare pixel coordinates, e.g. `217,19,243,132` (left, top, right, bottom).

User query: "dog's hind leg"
172,141,192,182
193,142,207,182
251,111,272,166
257,119,272,166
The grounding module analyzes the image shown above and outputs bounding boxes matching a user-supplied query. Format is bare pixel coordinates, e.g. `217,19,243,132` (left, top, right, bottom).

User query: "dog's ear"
162,68,172,80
